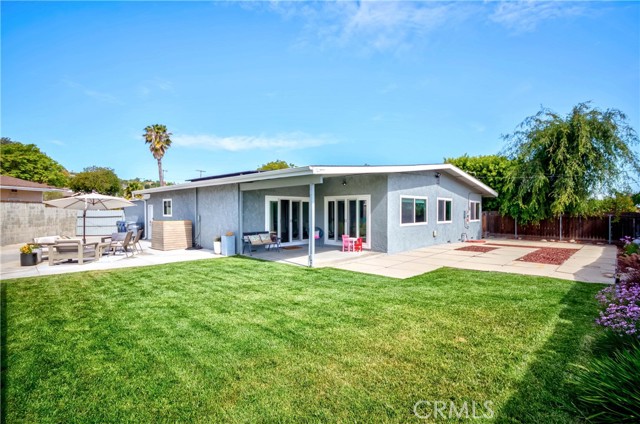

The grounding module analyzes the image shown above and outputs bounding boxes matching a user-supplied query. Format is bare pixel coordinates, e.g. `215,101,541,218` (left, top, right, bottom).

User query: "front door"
325,195,370,249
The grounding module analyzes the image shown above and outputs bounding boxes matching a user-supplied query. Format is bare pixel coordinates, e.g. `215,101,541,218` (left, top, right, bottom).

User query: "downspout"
194,187,201,248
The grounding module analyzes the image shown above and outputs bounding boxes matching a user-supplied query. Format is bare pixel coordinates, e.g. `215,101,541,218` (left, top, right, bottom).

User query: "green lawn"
1,258,604,423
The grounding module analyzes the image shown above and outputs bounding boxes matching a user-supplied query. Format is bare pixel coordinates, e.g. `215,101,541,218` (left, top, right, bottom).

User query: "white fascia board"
134,166,314,195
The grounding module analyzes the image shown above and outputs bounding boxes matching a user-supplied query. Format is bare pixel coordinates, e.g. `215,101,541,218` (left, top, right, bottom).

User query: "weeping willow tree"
501,103,639,223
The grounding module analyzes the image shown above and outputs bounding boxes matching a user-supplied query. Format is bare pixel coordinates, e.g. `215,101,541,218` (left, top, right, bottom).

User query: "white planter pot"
214,241,222,255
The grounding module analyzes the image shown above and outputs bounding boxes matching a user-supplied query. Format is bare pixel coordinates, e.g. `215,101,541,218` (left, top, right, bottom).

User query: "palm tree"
143,124,172,186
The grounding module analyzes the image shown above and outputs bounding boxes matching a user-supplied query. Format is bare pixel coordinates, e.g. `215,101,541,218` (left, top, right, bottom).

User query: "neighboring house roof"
134,164,498,197
0,175,66,192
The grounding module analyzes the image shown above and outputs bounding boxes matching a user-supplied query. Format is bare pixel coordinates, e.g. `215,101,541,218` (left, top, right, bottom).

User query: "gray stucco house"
134,164,497,265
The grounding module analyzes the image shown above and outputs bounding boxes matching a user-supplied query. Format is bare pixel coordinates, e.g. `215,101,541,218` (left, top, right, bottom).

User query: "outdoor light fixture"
435,172,441,178
342,179,347,186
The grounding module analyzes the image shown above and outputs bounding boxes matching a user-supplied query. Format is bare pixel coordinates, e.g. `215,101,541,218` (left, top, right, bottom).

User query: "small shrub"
595,280,640,338
19,244,33,254
620,236,640,255
571,344,640,423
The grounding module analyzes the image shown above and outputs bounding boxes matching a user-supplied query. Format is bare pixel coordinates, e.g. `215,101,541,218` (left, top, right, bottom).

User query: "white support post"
238,189,243,254
309,183,316,267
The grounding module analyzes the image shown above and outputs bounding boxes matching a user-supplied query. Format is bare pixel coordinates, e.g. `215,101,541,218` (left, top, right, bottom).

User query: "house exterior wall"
315,175,388,252
242,185,309,233
147,184,239,250
386,172,482,254
0,188,43,203
144,170,486,255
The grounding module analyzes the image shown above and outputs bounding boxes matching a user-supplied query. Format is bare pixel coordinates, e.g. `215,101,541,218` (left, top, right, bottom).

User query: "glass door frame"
264,195,310,245
324,194,371,249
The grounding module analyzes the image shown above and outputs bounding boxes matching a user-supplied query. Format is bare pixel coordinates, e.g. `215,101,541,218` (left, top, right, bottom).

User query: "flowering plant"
595,275,640,338
19,244,33,254
620,235,639,255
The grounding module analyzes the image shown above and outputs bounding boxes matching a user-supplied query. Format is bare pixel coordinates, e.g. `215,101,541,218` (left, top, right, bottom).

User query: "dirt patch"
456,246,498,253
465,240,486,244
516,247,578,265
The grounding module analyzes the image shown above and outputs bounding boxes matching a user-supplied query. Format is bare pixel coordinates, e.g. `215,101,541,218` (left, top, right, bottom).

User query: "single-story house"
134,164,497,265
0,175,67,203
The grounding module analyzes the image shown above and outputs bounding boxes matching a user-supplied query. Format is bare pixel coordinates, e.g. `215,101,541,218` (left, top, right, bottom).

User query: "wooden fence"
482,211,640,244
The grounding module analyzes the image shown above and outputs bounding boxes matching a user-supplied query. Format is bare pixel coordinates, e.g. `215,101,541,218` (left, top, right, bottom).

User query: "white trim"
469,200,481,222
162,198,172,217
323,195,371,249
437,197,452,224
400,196,428,226
264,195,310,246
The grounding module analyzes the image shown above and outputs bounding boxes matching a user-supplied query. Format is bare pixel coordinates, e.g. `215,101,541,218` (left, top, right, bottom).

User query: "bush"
571,344,640,423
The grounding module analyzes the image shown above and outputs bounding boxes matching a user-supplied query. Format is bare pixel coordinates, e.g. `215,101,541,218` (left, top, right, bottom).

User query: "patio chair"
110,231,134,257
131,229,144,253
342,234,355,252
354,237,363,252
48,240,100,265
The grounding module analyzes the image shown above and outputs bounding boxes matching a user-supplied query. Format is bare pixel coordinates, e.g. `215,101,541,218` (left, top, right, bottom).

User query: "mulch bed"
456,246,498,253
516,247,578,265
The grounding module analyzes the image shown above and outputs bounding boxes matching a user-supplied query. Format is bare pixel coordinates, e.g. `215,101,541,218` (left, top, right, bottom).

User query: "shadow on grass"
495,281,604,423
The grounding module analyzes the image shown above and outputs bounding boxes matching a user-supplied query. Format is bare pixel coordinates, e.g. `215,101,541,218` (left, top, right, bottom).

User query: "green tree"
258,160,295,171
444,154,513,211
501,103,640,222
632,192,640,206
0,137,69,187
69,166,121,196
143,124,172,186
585,192,637,218
123,180,144,200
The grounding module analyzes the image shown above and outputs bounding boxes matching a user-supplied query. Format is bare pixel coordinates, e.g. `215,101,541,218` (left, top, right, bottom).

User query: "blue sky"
2,1,639,183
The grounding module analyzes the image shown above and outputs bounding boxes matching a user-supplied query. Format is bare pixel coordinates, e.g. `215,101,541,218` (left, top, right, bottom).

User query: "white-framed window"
469,200,481,221
437,198,452,223
400,196,427,225
162,199,172,217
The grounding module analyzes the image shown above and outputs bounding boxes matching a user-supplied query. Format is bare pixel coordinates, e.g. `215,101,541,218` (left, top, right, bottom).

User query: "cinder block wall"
0,202,77,245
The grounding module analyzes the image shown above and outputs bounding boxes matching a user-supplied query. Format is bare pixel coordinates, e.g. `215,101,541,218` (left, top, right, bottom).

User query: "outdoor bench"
242,232,280,255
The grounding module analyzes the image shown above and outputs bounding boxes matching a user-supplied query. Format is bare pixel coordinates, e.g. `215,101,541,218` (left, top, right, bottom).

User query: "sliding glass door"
265,196,310,244
324,195,370,248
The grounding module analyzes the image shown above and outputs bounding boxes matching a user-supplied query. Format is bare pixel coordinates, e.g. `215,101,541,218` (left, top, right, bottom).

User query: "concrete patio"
249,238,617,283
1,238,616,284
0,238,220,280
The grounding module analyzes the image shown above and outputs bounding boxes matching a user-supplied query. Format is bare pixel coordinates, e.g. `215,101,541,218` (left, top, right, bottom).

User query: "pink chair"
342,234,353,252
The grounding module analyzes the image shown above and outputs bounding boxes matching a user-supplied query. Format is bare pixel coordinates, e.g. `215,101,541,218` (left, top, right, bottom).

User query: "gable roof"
0,175,65,192
135,164,498,197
